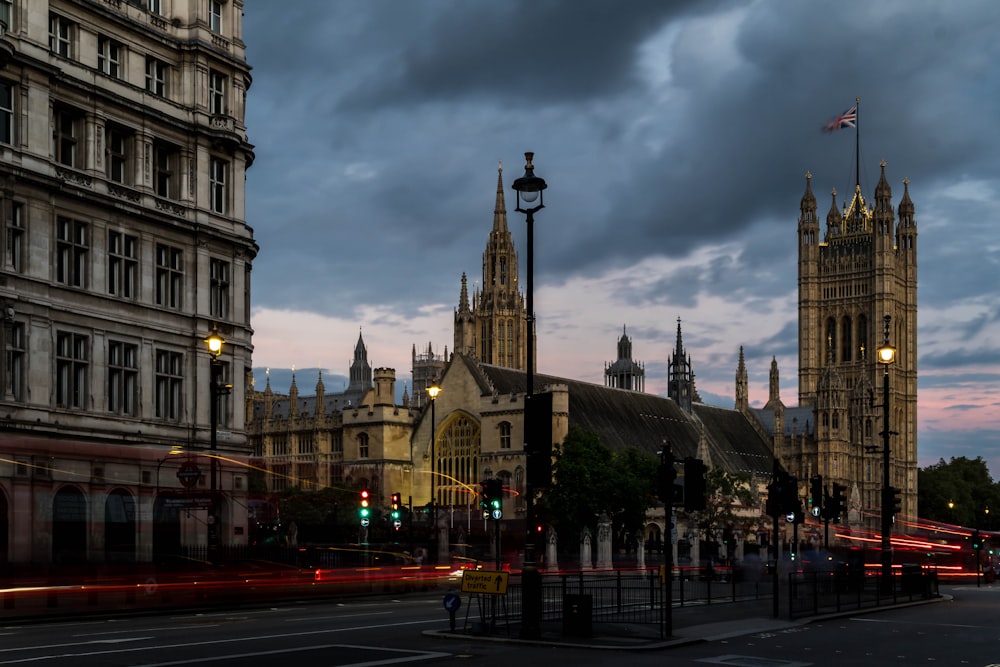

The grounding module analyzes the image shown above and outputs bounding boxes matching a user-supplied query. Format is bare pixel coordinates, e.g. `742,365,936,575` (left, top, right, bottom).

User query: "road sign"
176,462,201,488
460,570,509,595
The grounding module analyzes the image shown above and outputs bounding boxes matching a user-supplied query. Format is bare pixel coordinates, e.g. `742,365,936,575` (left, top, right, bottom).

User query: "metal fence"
787,566,939,619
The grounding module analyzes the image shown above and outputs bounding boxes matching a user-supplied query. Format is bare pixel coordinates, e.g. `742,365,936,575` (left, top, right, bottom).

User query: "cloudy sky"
242,1,1000,476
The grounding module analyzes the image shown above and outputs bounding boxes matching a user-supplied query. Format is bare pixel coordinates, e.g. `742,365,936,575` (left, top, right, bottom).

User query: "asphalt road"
0,584,996,666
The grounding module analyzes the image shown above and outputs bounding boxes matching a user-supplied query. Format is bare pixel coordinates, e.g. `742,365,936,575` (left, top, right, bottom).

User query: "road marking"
141,644,451,666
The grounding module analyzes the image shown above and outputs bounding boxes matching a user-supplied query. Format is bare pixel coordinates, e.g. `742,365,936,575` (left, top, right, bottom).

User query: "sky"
241,1,1000,477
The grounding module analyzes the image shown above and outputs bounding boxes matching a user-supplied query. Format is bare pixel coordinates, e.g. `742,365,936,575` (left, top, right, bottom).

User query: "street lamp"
204,326,225,560
876,315,896,590
426,380,441,564
511,151,546,640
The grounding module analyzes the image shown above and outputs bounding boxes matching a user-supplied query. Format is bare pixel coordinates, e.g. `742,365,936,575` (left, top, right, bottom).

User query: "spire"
898,177,915,223
493,160,508,234
874,159,893,218
764,356,783,409
315,369,326,417
458,272,470,314
826,188,842,232
289,367,299,417
735,346,748,411
800,171,817,220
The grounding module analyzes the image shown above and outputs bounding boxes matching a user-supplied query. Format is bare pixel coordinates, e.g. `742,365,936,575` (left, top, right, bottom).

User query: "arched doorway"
104,488,136,563
53,486,87,564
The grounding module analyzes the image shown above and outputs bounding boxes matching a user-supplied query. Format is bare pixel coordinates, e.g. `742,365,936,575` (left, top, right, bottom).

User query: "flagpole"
855,96,861,189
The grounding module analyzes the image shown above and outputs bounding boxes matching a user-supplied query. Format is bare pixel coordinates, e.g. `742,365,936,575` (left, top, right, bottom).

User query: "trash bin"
900,563,922,596
562,594,592,638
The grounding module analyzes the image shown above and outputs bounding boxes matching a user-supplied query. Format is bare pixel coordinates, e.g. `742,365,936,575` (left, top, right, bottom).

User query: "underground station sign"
176,461,201,488
459,570,509,595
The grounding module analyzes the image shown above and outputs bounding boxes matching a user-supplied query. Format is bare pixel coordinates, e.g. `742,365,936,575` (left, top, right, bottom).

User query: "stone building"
604,326,644,392
0,0,256,564
742,164,918,528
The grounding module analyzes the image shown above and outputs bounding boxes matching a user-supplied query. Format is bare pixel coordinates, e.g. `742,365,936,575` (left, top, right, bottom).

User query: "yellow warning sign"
460,570,509,595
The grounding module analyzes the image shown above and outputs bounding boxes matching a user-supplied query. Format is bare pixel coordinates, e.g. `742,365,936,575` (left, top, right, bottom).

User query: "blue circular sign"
443,592,461,612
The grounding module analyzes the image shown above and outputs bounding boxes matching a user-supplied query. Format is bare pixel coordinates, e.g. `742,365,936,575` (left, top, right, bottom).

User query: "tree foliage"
686,467,756,537
538,426,658,550
918,456,1000,529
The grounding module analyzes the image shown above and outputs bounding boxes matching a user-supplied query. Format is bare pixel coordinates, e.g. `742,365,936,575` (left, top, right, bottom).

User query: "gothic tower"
453,162,530,370
348,329,373,393
605,325,645,391
667,318,697,413
796,163,918,520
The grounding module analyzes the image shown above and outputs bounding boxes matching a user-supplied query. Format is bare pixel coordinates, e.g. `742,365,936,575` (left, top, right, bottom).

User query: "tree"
538,426,658,553
918,456,1000,528
682,467,756,561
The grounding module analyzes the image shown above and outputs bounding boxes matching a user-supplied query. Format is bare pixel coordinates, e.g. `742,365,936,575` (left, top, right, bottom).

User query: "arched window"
841,317,853,362
825,318,837,362
436,413,481,508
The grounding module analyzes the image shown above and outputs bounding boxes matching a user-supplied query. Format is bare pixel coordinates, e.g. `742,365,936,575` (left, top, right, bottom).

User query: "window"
358,433,369,459
499,421,511,449
153,143,177,198
209,0,222,33
145,56,168,96
0,80,12,144
209,157,227,214
49,14,74,58
6,321,24,400
56,331,89,409
209,70,227,115
155,243,182,309
56,217,88,288
6,201,23,272
107,340,137,416
154,349,183,420
106,126,130,184
210,258,229,319
0,1,12,32
108,231,137,299
54,107,83,168
147,0,162,15
98,36,123,79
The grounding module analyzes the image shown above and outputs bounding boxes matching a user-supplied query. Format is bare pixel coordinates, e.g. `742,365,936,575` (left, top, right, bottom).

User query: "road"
0,584,996,666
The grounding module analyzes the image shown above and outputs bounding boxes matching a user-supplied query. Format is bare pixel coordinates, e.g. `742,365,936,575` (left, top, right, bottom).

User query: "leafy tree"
538,426,658,552
918,456,1000,528
683,467,756,561
273,486,358,542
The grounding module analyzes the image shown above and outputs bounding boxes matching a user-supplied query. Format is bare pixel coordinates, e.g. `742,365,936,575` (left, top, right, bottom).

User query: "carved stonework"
154,198,186,216
108,184,140,202
55,167,92,187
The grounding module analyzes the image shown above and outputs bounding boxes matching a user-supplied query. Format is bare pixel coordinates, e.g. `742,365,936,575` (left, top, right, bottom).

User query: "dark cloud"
243,0,1000,472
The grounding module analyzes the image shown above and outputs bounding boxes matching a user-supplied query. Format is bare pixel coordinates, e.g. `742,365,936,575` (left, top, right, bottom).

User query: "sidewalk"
423,593,948,650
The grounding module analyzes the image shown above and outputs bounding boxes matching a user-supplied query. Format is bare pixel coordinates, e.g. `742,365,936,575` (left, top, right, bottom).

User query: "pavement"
423,593,949,650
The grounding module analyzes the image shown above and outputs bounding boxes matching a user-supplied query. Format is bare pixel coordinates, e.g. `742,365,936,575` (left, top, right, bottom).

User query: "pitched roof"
463,356,774,477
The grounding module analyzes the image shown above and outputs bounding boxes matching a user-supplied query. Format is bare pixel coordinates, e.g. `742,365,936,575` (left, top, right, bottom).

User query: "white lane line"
140,644,451,667
0,618,444,664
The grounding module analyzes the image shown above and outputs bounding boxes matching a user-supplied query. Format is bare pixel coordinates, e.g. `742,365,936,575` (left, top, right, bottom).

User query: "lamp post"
426,380,441,565
512,151,546,640
876,315,896,590
205,327,225,560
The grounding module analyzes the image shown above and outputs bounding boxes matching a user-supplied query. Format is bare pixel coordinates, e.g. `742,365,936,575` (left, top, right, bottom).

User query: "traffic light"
890,486,902,516
826,482,847,521
683,457,708,512
972,529,981,551
390,492,401,530
358,488,371,526
481,478,503,520
810,475,823,513
657,448,677,505
782,475,800,516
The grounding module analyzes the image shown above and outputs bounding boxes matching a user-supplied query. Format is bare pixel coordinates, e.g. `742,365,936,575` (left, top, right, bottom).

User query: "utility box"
562,594,592,638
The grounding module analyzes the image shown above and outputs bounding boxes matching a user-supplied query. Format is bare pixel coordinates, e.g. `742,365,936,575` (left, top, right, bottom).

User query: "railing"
787,566,939,619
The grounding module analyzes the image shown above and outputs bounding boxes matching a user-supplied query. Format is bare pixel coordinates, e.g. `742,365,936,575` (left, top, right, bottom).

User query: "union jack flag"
823,104,857,133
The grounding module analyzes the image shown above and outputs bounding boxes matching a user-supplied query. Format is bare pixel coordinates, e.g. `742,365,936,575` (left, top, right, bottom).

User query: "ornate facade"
742,163,918,526
0,0,256,564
